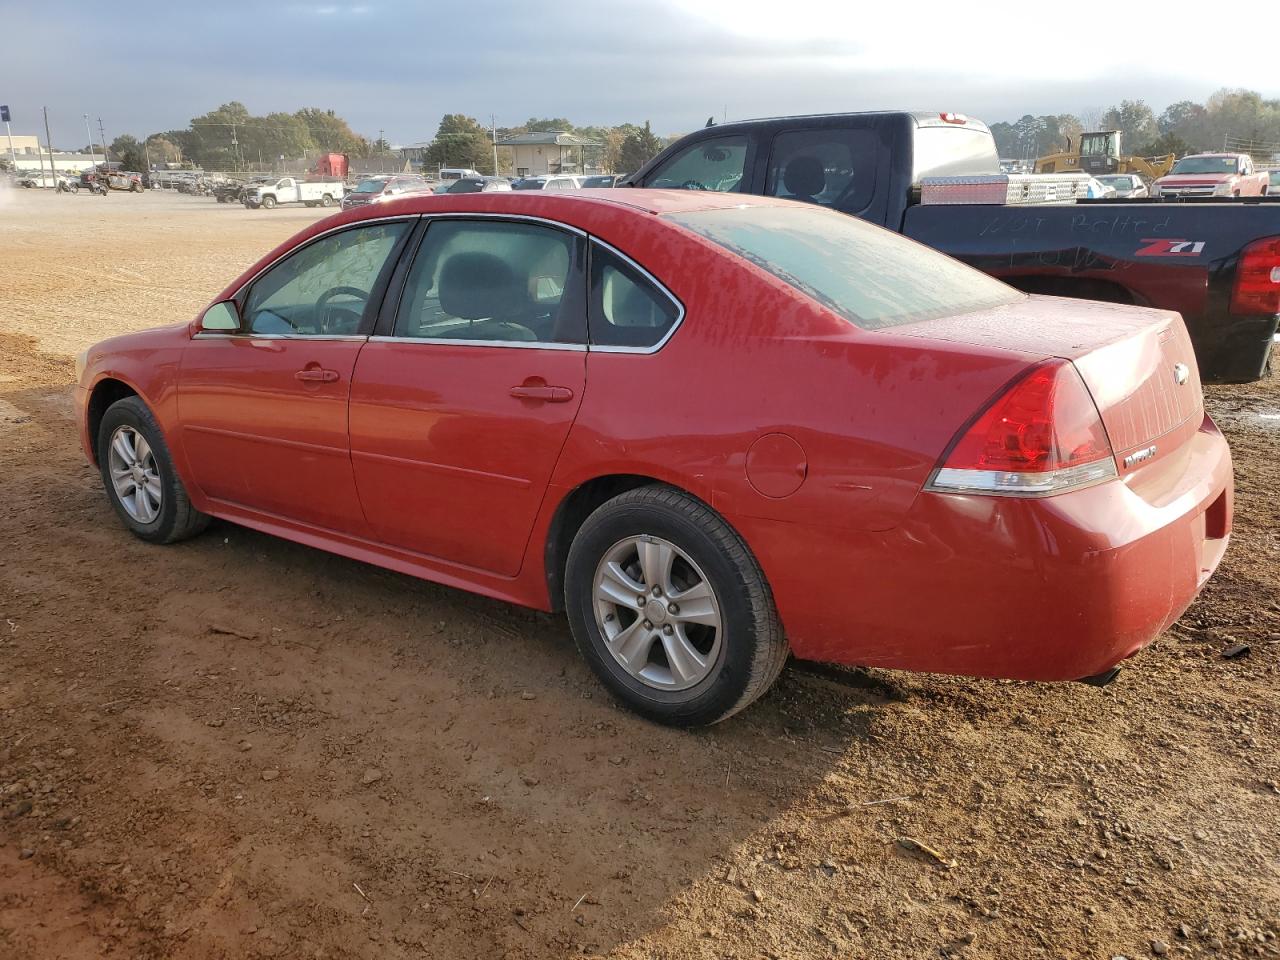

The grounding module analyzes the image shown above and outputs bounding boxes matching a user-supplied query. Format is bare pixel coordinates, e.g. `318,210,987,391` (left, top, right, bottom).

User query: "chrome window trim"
367,335,585,352
587,237,686,355
416,210,588,238
193,333,370,342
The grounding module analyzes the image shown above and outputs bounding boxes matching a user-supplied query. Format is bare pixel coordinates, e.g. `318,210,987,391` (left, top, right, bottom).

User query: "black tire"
565,484,787,726
262,195,276,210
321,194,334,207
97,396,210,545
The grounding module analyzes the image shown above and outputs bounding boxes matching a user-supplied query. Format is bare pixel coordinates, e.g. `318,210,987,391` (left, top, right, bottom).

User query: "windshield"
353,179,388,194
582,176,614,187
668,205,1022,330
446,179,484,193
1170,156,1237,175
1270,171,1280,186
511,179,546,190
1096,176,1132,192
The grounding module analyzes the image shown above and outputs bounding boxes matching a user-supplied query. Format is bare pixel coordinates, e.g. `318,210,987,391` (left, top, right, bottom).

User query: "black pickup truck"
626,111,1280,383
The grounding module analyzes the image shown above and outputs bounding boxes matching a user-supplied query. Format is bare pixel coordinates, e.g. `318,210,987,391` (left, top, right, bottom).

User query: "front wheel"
97,397,210,544
565,485,787,726
261,195,276,209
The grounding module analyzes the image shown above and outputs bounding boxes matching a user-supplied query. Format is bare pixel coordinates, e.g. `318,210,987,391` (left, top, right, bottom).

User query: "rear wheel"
97,397,209,544
565,485,787,726
321,194,334,207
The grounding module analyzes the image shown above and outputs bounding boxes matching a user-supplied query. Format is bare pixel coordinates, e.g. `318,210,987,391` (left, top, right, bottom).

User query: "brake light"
927,360,1117,496
939,112,969,125
1230,236,1280,315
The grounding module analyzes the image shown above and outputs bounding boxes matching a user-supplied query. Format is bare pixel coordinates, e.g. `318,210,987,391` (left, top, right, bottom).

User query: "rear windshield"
354,179,388,193
667,205,1022,330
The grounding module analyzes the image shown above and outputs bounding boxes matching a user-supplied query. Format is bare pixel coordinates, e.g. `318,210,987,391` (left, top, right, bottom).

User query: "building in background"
4,134,44,156
496,131,602,176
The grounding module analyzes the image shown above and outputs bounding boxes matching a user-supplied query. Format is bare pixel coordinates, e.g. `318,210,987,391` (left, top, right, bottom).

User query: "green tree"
617,121,663,173
1101,100,1158,153
144,135,183,164
111,134,145,171
524,117,574,133
295,108,367,155
425,114,496,175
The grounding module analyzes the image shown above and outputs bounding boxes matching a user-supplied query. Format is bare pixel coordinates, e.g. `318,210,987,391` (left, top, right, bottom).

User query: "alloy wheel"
107,425,162,524
593,535,723,691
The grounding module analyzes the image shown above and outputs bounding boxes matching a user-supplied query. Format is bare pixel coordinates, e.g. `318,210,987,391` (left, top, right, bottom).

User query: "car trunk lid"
889,294,1203,468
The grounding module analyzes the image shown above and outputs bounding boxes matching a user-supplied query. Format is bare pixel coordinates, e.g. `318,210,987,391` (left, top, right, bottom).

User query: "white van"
438,167,481,181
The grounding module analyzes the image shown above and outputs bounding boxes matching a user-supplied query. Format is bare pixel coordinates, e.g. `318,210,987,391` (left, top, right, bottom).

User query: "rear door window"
588,243,682,350
764,128,878,214
643,135,749,193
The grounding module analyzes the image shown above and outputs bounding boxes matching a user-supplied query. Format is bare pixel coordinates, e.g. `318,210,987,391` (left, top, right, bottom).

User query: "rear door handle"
295,368,339,383
510,384,574,402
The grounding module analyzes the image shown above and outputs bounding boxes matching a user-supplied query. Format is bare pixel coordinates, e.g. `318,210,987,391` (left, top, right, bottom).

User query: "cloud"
2,0,1274,148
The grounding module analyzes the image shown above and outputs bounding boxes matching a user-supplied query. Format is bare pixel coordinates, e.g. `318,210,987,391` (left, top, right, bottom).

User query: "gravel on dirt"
1,188,1278,959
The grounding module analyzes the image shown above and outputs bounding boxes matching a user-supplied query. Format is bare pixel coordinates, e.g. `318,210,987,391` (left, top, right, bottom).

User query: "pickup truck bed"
628,110,1280,383
903,200,1280,383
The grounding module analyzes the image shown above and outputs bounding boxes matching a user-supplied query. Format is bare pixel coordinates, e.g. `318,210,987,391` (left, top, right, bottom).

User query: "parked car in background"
441,176,512,193
342,175,432,210
1094,173,1149,198
627,110,1280,382
1151,153,1269,198
17,170,75,190
75,189,1232,725
511,175,583,191
82,168,144,192
438,167,481,182
242,176,345,209
1268,170,1280,196
580,174,623,188
1084,177,1116,199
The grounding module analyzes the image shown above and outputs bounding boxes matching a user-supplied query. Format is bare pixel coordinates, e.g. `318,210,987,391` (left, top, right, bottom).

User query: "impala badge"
1124,445,1158,468
1173,362,1190,385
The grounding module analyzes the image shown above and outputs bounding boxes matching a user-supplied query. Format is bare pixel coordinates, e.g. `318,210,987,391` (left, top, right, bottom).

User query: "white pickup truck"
242,177,345,210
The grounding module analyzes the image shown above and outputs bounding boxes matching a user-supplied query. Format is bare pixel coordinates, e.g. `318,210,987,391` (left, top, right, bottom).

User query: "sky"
3,0,1273,150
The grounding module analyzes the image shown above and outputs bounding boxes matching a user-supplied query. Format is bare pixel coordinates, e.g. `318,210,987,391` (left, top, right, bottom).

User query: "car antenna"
706,116,716,128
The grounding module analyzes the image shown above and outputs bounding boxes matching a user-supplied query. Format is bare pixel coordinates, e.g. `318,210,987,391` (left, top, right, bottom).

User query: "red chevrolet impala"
75,190,1233,725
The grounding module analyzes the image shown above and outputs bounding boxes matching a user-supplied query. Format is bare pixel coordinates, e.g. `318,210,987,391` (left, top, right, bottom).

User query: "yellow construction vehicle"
1035,130,1175,181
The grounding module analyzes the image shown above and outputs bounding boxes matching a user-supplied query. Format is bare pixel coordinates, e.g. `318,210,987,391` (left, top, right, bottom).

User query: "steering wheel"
680,180,708,191
315,286,369,334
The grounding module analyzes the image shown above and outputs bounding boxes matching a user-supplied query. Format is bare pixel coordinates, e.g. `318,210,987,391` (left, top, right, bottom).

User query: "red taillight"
928,360,1117,497
1230,236,1280,316
939,112,969,125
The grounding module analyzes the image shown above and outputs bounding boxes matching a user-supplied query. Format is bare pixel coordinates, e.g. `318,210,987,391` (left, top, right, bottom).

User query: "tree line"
991,88,1280,161
99,104,674,175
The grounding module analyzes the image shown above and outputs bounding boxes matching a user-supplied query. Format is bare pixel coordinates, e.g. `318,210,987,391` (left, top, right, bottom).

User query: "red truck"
1152,153,1270,199
311,153,349,179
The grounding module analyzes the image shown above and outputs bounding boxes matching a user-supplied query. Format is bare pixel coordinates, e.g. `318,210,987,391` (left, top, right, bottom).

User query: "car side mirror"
200,301,241,332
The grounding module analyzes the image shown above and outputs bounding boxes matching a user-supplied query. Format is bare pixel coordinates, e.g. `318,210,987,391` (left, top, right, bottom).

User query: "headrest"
783,155,825,199
438,252,527,320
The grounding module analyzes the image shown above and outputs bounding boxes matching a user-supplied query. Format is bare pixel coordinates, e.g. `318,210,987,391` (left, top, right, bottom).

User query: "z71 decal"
1136,238,1206,257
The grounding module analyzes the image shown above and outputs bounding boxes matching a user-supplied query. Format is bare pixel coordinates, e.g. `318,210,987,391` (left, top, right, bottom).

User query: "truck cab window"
644,135,748,193
764,128,877,214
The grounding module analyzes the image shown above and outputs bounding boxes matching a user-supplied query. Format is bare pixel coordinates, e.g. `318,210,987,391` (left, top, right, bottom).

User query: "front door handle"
295,368,339,383
510,384,574,402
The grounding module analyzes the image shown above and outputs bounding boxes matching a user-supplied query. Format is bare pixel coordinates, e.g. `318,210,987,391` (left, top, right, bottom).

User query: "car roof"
354,188,798,219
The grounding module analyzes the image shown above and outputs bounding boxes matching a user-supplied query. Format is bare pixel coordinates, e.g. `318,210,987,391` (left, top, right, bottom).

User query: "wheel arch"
544,473,733,612
85,377,141,465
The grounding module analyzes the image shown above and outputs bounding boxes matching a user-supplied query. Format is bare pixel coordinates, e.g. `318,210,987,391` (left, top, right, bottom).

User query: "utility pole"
97,117,109,168
3,105,17,174
43,106,57,186
84,114,98,172
490,114,498,177
379,128,385,172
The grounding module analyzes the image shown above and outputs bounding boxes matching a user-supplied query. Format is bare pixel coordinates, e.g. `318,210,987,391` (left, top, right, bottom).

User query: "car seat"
782,155,826,204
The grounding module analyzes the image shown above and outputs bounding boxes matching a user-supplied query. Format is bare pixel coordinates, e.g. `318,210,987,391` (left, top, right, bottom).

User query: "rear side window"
644,135,747,193
765,128,877,213
589,243,681,349
668,205,1021,330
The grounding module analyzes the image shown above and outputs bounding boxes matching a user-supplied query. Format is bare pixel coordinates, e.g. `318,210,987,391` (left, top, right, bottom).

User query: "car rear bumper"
738,414,1233,681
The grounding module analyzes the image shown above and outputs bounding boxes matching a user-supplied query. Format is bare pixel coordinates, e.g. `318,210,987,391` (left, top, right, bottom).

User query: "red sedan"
75,190,1233,725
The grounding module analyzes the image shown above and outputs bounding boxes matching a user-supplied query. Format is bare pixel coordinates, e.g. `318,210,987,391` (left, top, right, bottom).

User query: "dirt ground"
0,187,1277,960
